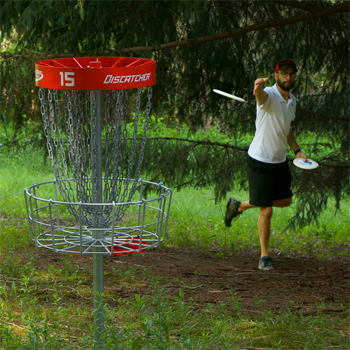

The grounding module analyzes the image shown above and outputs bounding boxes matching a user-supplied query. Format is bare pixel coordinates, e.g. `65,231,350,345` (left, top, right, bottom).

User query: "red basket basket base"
111,237,149,256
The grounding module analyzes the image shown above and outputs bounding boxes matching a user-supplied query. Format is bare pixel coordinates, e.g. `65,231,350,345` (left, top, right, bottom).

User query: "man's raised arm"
253,77,269,106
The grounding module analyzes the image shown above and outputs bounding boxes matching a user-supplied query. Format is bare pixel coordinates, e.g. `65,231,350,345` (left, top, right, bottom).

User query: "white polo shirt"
248,83,296,164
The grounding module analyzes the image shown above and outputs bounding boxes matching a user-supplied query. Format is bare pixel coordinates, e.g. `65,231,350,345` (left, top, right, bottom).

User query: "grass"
0,231,349,349
0,241,349,349
167,186,349,258
0,146,349,349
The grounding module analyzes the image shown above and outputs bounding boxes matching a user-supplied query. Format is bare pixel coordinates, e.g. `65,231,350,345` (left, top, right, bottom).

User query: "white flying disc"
293,158,319,170
213,89,245,103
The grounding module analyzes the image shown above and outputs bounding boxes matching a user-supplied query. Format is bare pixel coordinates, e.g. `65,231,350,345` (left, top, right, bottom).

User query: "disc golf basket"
24,57,172,349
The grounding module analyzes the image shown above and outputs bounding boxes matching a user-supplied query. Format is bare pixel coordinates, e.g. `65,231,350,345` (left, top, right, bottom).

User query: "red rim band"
35,56,156,90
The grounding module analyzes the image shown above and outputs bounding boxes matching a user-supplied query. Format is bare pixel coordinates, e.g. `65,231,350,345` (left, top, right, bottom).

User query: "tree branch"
144,136,248,152
116,2,349,54
142,137,349,169
1,2,348,59
296,107,350,122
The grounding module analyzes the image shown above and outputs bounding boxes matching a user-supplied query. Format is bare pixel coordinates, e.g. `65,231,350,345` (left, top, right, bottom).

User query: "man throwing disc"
224,58,307,270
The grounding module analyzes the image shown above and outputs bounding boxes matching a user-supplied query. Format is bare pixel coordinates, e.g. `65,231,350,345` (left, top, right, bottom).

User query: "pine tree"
1,0,349,227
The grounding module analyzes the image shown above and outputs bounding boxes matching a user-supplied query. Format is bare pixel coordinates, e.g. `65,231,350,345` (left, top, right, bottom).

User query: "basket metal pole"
30,57,172,350
91,90,105,349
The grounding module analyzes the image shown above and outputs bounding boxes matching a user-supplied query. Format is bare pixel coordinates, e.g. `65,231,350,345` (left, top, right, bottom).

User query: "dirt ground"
33,246,350,316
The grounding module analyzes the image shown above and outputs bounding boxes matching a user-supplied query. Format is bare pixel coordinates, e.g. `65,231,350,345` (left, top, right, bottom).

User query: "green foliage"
0,144,349,348
1,1,349,130
0,146,349,258
1,0,349,227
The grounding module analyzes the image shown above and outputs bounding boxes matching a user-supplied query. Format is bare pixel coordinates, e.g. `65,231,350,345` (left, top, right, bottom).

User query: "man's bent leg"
273,198,292,208
238,200,257,213
258,207,273,257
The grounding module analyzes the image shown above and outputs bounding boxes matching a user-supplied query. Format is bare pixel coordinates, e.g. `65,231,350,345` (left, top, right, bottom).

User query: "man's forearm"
287,131,300,151
287,131,307,159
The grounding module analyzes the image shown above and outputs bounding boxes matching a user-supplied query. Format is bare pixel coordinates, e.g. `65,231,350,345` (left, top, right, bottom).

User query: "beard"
277,78,295,91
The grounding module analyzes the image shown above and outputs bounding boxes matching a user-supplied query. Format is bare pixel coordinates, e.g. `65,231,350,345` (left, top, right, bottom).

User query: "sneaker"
224,198,242,227
258,256,273,270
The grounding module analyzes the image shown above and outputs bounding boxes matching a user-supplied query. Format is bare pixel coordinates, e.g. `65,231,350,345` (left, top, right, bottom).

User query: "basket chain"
39,87,151,227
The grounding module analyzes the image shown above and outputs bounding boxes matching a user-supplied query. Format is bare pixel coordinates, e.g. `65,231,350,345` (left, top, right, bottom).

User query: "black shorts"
247,154,293,207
